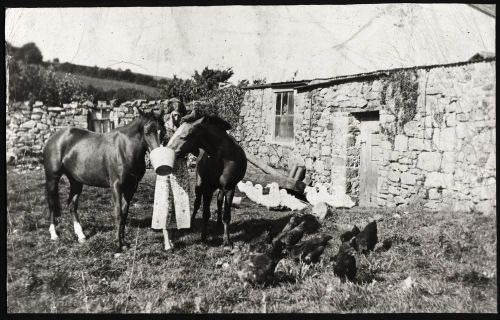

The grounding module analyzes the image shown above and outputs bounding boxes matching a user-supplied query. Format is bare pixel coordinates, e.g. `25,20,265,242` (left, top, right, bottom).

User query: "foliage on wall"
380,70,419,144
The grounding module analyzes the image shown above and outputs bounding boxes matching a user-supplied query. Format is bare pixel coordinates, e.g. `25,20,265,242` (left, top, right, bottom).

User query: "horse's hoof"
114,253,122,258
78,237,86,244
50,236,59,241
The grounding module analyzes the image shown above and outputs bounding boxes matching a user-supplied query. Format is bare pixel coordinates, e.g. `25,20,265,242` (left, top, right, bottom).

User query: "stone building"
236,57,496,214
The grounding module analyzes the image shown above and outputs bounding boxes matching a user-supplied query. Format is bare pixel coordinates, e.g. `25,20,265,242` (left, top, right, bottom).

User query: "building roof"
244,55,496,92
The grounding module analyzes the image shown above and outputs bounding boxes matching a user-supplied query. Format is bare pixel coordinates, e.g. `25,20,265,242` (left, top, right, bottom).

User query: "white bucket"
150,146,175,176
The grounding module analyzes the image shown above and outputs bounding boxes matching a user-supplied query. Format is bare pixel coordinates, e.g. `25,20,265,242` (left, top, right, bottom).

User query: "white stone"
394,135,408,151
400,172,417,185
428,188,441,200
20,120,37,129
424,172,454,188
408,138,425,151
388,170,400,182
417,152,442,171
445,113,456,127
438,127,456,151
441,152,456,174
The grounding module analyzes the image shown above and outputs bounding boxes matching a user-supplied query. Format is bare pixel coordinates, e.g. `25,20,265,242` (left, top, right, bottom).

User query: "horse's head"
137,108,166,152
166,111,232,158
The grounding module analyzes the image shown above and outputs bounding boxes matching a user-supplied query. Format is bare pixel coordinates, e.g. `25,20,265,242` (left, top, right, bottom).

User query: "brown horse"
167,113,247,248
42,108,165,252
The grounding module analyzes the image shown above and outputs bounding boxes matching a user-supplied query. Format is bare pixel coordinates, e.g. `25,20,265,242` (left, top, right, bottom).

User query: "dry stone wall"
238,60,496,214
6,99,169,167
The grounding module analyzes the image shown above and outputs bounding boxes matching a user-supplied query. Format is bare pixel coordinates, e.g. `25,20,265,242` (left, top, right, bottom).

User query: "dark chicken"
236,240,287,286
290,234,333,264
340,225,360,242
274,221,307,248
352,221,378,254
248,224,274,252
278,216,299,236
333,239,357,282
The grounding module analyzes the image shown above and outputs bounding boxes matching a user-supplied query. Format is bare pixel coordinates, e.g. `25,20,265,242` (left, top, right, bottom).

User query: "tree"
253,78,267,85
53,58,60,63
15,42,43,64
192,67,234,91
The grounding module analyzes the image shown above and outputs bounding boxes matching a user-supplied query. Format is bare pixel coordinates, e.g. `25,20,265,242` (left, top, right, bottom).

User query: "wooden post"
6,53,9,112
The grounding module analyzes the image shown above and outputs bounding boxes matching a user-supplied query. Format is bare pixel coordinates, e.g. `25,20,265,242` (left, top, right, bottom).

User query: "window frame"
271,89,295,145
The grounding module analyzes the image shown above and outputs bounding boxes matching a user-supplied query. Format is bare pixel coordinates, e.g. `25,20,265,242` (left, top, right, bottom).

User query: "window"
274,91,294,141
90,109,114,133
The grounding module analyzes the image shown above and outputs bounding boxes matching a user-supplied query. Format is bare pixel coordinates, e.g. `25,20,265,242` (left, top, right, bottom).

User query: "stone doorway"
355,111,380,207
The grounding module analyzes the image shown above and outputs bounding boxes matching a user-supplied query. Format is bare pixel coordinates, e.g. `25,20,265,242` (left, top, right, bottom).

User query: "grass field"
6,166,497,313
55,72,162,99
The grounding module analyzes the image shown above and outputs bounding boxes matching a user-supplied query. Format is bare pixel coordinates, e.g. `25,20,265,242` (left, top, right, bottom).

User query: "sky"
5,4,495,83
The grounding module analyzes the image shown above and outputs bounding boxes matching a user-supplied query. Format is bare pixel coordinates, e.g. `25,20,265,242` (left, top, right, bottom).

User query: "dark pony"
42,108,165,252
167,110,247,248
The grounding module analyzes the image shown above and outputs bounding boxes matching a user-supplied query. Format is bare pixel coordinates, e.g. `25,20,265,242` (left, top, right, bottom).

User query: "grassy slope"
6,166,497,313
54,71,162,99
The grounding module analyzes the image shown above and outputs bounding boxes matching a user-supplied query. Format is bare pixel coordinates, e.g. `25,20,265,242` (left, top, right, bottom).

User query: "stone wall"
6,99,169,166
238,59,496,214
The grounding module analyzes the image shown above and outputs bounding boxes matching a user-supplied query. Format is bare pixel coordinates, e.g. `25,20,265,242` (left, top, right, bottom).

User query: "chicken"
375,238,392,253
340,225,360,243
279,189,309,211
333,239,357,282
237,181,247,193
274,220,307,248
352,221,378,254
304,186,321,206
248,224,274,252
290,234,333,264
317,184,355,209
261,183,282,209
236,240,287,286
286,216,300,231
246,183,263,204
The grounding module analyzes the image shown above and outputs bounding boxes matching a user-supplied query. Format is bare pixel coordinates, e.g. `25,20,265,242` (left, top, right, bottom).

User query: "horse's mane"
180,108,232,131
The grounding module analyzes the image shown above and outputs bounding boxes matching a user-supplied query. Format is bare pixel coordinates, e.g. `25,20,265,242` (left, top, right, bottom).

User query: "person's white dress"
151,116,191,250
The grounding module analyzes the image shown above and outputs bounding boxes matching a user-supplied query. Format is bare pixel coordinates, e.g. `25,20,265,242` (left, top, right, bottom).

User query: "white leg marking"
73,221,86,243
163,229,174,251
49,224,59,240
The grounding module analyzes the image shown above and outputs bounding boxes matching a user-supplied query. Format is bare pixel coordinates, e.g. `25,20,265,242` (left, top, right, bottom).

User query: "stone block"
445,113,456,127
403,121,421,137
47,107,64,112
400,172,417,185
20,120,37,130
394,135,408,151
388,170,400,182
441,152,456,174
428,188,441,200
424,172,454,188
417,152,442,171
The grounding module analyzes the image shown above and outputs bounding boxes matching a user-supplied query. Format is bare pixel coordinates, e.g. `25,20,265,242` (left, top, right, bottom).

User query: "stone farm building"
236,56,496,214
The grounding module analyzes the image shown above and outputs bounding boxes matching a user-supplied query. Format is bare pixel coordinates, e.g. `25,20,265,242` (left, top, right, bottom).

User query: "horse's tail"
44,171,62,219
42,130,65,219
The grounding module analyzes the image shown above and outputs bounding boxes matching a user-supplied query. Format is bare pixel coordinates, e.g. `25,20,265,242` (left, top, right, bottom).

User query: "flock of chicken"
236,181,356,211
233,214,387,287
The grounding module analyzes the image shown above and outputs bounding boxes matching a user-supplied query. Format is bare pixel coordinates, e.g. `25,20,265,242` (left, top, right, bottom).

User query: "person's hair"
166,98,187,117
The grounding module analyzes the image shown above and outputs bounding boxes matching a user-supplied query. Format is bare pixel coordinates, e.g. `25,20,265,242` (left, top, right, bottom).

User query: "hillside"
54,71,162,99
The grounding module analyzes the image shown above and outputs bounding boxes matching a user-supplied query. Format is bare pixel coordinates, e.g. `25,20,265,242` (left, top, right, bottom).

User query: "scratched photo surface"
5,4,496,313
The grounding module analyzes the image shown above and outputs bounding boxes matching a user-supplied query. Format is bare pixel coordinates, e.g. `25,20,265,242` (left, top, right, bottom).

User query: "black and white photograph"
4,3,496,313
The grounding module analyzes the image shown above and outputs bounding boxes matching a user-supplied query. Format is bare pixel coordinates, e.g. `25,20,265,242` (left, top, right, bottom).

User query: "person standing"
151,98,191,251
